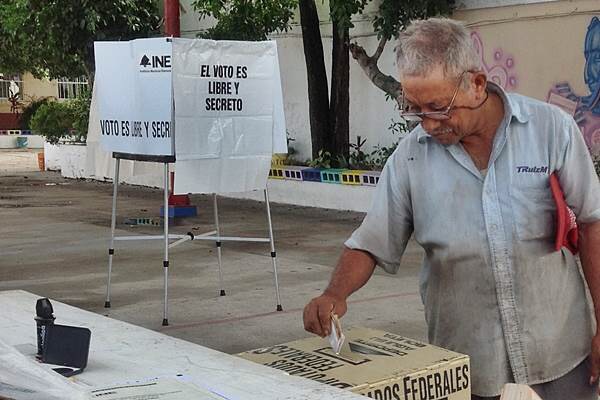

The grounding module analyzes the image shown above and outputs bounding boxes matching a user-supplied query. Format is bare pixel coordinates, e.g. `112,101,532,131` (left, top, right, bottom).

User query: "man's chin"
432,134,459,146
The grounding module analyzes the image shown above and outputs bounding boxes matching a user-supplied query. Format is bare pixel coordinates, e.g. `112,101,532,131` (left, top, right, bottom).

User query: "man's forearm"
579,221,600,324
324,247,377,300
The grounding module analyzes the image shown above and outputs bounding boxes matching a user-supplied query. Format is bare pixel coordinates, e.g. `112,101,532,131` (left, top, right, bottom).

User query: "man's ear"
471,72,488,99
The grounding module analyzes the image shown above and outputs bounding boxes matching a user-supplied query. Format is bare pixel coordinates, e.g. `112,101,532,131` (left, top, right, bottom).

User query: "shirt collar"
416,81,530,144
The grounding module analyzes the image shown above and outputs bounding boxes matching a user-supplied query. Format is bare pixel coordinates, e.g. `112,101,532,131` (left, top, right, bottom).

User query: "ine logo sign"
139,54,171,73
139,55,151,67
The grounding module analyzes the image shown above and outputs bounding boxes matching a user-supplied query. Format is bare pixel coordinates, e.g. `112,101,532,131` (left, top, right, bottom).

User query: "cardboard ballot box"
238,327,470,400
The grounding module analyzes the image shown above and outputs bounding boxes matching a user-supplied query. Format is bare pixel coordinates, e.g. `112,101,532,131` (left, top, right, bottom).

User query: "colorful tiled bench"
300,168,322,182
283,166,308,181
269,167,285,179
320,169,345,184
341,170,363,186
360,171,381,186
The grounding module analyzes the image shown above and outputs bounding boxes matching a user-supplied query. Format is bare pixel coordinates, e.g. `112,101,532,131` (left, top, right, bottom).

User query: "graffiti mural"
547,17,600,154
471,31,518,91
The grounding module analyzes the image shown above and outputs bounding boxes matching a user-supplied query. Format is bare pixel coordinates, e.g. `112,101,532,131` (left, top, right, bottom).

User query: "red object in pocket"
549,172,578,254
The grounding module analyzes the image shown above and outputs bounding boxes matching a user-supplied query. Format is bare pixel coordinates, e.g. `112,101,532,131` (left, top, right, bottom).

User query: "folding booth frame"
104,152,282,326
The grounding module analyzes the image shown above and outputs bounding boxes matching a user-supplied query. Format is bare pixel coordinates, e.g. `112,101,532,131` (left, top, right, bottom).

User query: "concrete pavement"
0,149,427,354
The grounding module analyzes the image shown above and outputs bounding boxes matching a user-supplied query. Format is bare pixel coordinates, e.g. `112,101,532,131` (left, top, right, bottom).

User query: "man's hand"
303,292,348,337
302,247,376,337
589,334,600,391
579,221,600,393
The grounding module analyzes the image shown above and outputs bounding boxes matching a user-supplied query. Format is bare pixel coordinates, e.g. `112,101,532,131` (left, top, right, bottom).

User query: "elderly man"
303,18,600,400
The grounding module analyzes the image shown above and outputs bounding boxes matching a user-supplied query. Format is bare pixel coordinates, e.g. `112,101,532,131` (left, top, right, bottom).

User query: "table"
0,290,363,399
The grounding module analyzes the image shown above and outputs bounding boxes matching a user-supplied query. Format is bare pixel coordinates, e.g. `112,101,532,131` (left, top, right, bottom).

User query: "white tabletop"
0,290,363,399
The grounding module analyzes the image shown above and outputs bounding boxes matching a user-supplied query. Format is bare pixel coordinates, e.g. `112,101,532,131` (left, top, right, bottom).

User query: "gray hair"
396,18,480,81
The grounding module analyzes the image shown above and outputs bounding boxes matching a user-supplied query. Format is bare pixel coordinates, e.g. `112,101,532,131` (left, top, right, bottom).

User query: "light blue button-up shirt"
345,83,600,396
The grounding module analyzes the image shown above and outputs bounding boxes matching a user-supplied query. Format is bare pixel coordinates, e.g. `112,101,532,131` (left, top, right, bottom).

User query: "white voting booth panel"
172,38,286,194
0,290,364,400
94,38,174,157
94,37,287,326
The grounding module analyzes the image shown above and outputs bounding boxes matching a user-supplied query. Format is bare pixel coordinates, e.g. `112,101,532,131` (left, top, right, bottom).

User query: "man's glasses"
399,70,488,122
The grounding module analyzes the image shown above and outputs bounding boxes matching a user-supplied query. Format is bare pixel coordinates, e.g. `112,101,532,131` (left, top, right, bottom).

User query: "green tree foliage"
69,90,93,140
191,0,297,41
30,101,73,144
0,0,161,81
329,0,368,33
29,95,91,144
19,97,51,130
329,0,453,40
373,0,454,40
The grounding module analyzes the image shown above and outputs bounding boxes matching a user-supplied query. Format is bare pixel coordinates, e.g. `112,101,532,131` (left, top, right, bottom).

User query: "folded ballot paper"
327,314,346,355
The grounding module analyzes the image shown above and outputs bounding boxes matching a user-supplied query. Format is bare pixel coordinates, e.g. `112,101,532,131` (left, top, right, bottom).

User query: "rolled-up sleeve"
344,151,414,274
556,115,600,224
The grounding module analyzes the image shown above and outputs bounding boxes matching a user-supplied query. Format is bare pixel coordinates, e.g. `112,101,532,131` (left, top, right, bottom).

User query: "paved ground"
0,149,426,354
0,148,39,173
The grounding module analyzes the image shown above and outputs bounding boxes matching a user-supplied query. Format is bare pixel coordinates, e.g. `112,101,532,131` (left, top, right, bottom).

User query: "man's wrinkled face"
400,68,479,146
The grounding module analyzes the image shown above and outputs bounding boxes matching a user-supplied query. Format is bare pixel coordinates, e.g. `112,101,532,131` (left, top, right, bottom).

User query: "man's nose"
421,117,442,133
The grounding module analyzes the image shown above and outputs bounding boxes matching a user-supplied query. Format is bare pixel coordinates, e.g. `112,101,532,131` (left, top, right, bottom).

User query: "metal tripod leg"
105,158,120,308
162,163,170,326
213,194,225,296
264,189,282,311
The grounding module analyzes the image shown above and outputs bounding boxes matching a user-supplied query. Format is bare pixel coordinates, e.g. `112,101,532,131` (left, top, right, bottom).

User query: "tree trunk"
330,21,350,158
83,44,96,89
298,0,331,158
349,39,402,107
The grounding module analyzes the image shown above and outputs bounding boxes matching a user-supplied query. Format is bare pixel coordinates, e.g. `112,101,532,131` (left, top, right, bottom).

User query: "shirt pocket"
511,186,555,241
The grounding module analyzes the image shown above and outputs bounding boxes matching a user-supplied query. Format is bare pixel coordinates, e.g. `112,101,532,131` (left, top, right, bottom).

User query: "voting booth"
94,37,287,325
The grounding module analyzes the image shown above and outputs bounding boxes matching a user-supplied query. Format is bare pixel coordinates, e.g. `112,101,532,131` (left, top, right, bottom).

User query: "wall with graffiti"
471,31,518,91
547,17,600,154
455,0,599,155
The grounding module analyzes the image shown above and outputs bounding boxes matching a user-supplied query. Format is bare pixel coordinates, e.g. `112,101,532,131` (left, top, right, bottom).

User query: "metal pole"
213,194,225,296
105,157,120,308
162,163,170,326
264,189,282,311
164,0,181,37
192,236,270,243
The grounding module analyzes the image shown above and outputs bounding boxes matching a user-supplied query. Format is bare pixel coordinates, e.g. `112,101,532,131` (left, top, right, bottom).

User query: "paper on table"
0,338,87,400
327,314,345,355
88,378,226,400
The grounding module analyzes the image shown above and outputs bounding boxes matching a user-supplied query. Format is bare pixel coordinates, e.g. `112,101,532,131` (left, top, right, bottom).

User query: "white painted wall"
59,144,87,178
456,0,560,10
43,142,61,170
0,135,44,149
25,135,44,148
57,145,376,212
44,142,88,178
0,136,17,149
274,29,400,161
226,179,375,213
